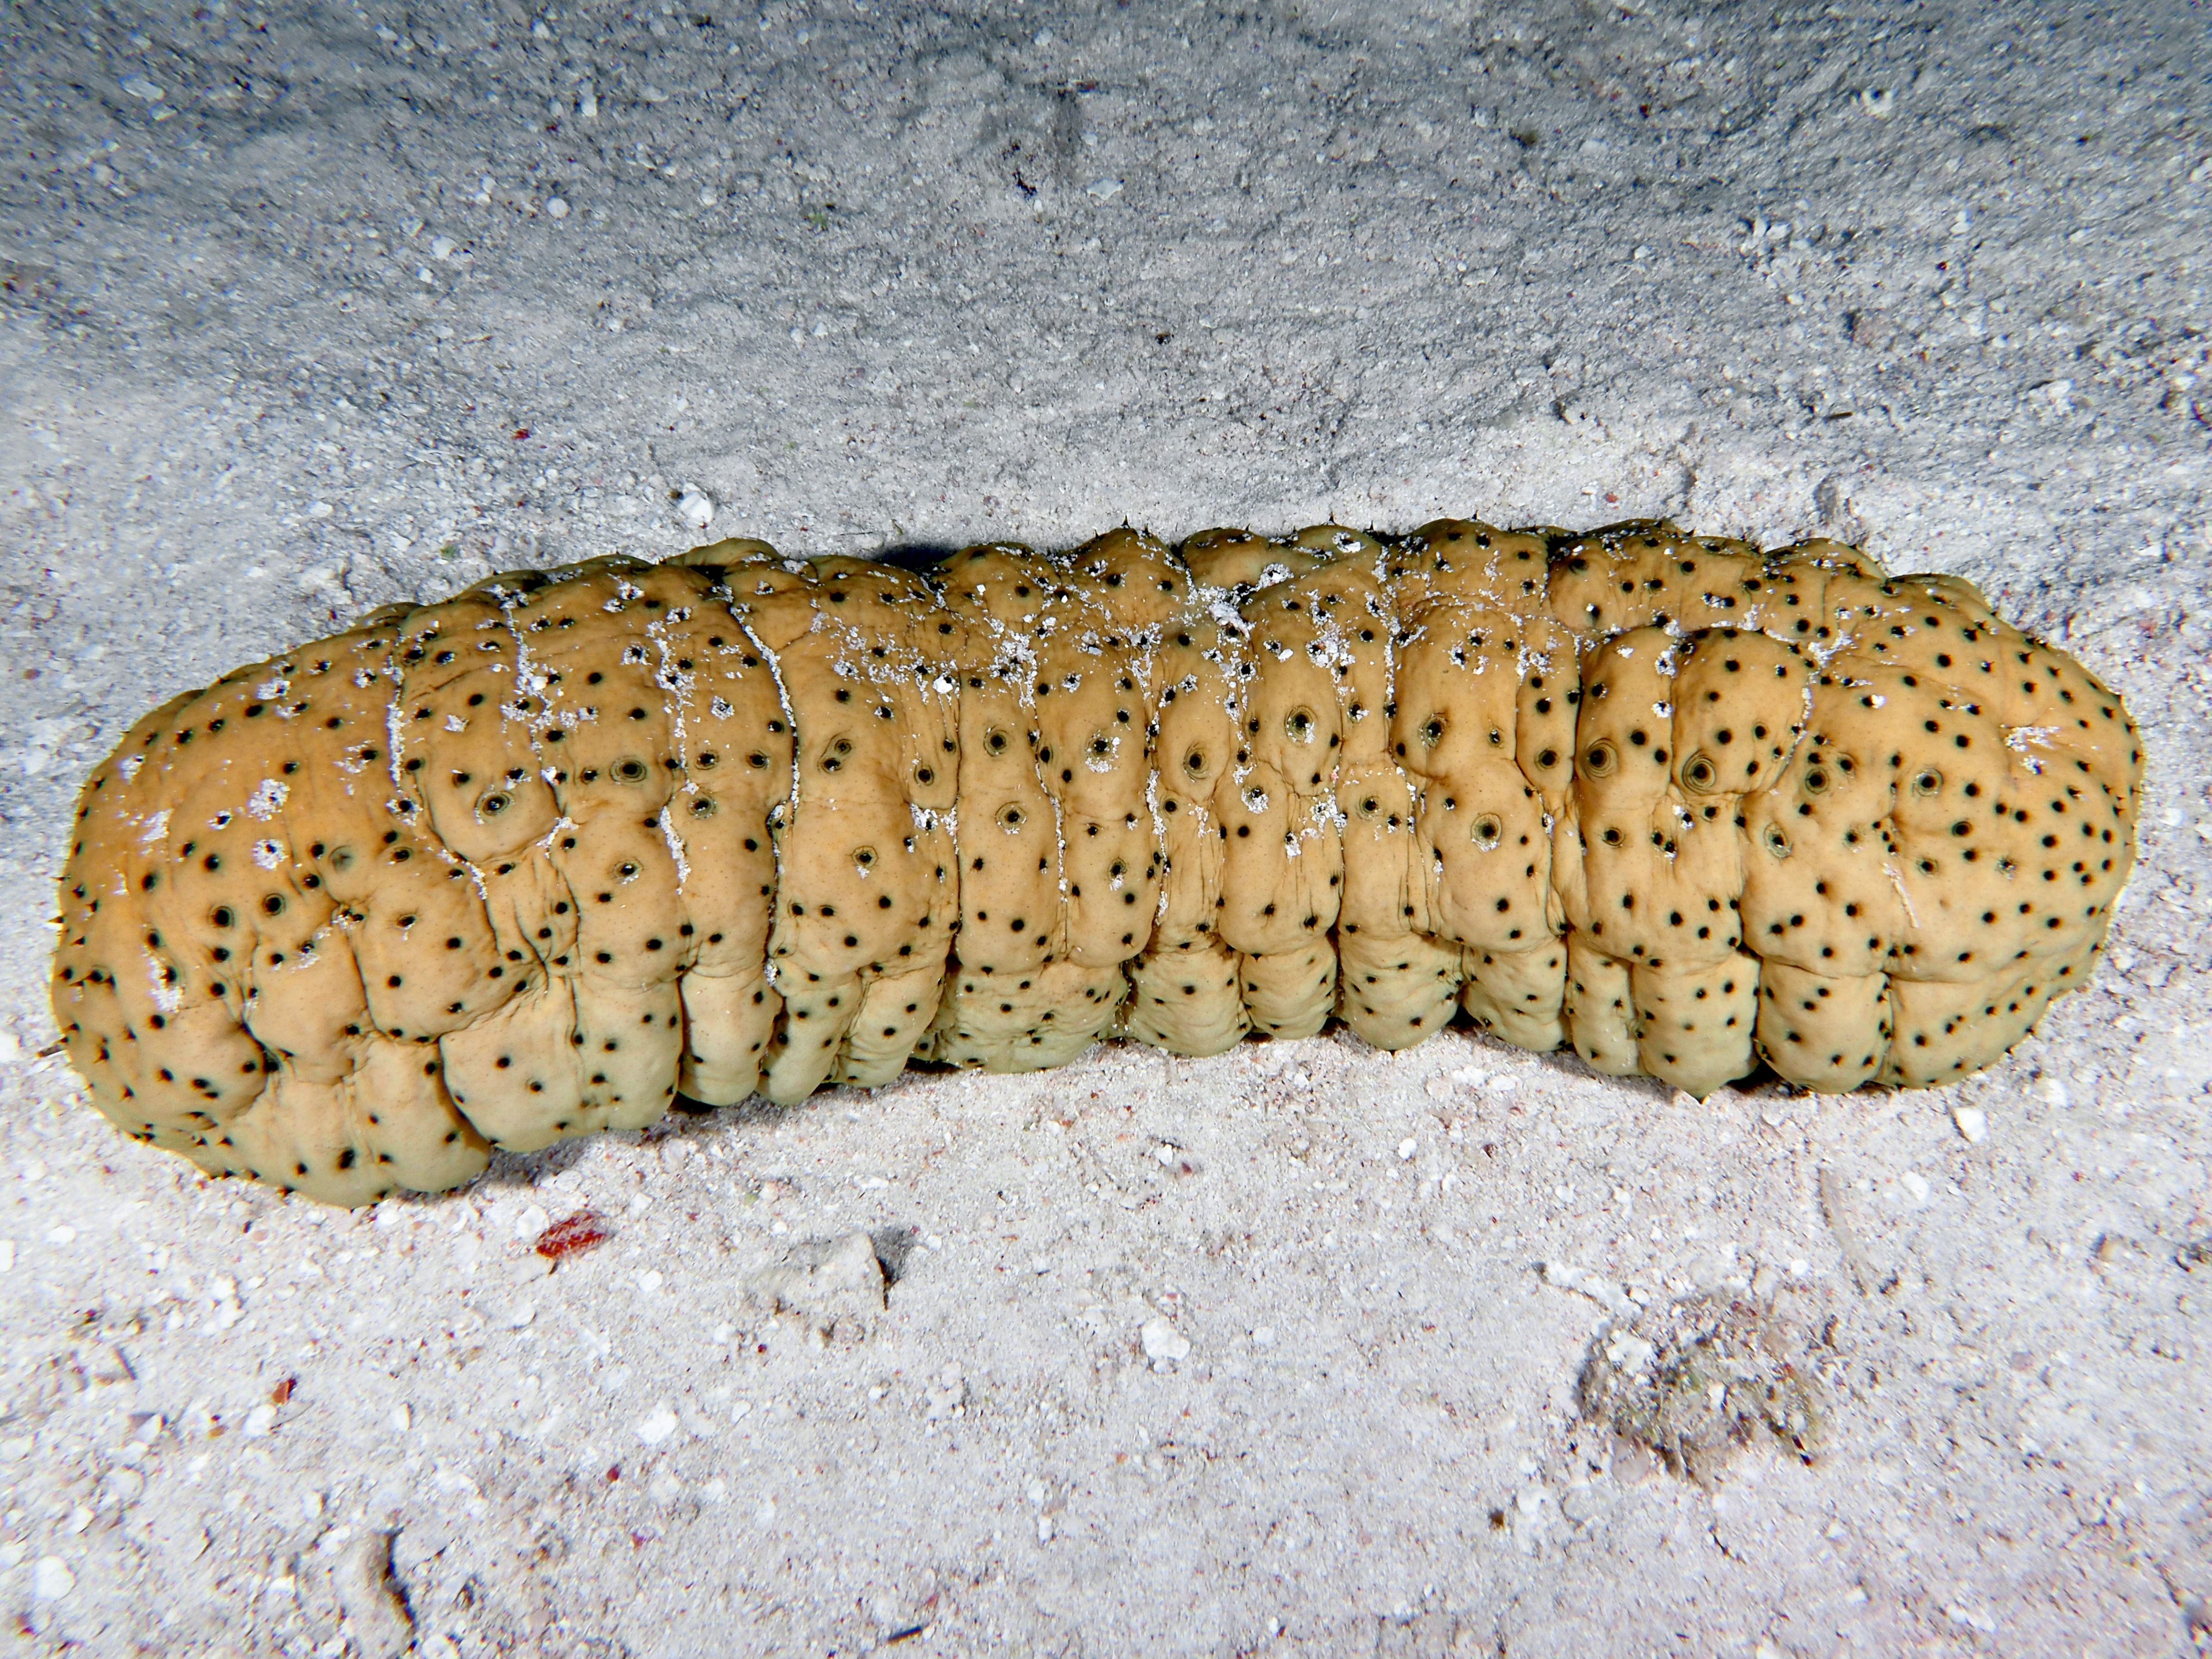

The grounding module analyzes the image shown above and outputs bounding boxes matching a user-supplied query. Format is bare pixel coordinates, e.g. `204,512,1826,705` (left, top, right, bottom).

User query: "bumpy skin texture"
52,519,2142,1203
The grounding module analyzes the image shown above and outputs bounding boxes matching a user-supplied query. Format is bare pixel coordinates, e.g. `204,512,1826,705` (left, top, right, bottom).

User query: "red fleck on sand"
534,1210,611,1261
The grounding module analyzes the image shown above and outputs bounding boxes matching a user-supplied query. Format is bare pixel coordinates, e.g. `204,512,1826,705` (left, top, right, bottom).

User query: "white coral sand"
0,1,2206,1653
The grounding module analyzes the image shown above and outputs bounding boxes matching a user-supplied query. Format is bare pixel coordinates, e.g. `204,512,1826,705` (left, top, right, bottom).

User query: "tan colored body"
51,518,2142,1203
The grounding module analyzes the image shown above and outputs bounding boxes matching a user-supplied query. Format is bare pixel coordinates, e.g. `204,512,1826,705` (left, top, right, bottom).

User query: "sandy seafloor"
1,0,2210,1653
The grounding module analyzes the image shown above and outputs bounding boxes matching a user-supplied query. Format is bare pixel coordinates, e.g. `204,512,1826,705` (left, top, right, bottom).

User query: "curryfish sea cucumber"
51,518,2142,1204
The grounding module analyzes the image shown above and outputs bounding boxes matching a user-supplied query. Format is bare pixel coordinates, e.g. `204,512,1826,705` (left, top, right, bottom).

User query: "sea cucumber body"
52,519,2142,1203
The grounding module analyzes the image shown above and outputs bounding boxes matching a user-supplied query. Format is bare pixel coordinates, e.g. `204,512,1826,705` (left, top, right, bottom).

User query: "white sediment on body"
658,806,691,884
2006,724,2061,773
1885,861,1922,928
148,958,183,1013
740,614,799,989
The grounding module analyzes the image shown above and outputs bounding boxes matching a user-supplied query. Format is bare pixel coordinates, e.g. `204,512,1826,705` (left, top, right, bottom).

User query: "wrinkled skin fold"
52,518,2142,1203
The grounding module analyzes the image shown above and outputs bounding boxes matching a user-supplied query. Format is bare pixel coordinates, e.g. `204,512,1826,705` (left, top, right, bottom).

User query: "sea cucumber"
50,517,2142,1204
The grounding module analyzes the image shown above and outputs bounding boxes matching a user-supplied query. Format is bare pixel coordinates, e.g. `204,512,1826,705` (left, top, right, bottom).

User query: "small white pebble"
32,1557,74,1601
429,235,456,260
242,1403,276,1439
1952,1106,1987,1144
546,196,570,219
306,501,333,519
388,1403,411,1433
1487,1075,1520,1094
514,1204,548,1242
503,1301,535,1330
635,1407,678,1446
1902,1172,1932,1204
2033,1076,2070,1109
1140,1317,1190,1364
1397,1137,1418,1161
648,1468,684,1504
1250,1325,1275,1346
676,488,715,531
